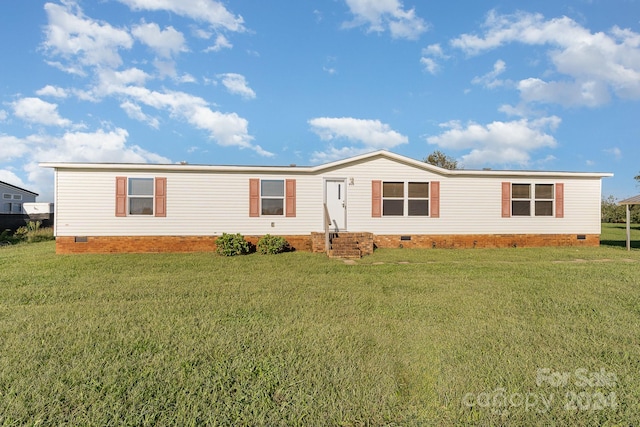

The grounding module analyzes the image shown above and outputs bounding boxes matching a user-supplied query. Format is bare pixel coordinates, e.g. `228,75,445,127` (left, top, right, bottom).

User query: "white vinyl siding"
50,155,605,237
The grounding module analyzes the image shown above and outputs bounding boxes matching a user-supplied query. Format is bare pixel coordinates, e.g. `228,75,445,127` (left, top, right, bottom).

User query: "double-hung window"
383,182,404,216
510,183,554,217
261,180,284,215
128,178,154,215
249,179,296,217
382,181,429,217
116,176,166,217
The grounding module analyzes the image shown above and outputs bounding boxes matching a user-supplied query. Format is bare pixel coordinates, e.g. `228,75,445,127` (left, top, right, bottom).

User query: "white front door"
325,179,346,231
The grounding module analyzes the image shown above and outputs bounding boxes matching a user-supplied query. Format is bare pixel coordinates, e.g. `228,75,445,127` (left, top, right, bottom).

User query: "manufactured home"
41,150,612,255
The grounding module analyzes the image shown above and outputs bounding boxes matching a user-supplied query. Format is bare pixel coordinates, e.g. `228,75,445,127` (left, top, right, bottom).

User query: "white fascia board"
39,149,613,179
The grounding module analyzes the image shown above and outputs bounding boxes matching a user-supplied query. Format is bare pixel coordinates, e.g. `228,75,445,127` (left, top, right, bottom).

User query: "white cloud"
0,110,7,121
120,100,160,128
101,81,270,155
472,59,508,88
204,34,233,52
310,146,374,163
309,117,408,161
420,44,448,74
0,135,29,161
12,97,72,127
517,78,610,107
451,11,640,106
39,1,269,161
36,85,69,98
0,170,28,190
426,116,561,167
420,57,439,75
42,2,133,71
132,22,187,58
218,73,256,99
31,128,169,164
343,0,428,40
117,0,245,32
24,128,171,201
603,147,622,159
423,43,445,57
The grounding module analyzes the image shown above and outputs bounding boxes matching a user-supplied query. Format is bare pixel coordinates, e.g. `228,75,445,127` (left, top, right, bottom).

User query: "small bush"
0,229,20,246
257,234,289,255
12,221,55,244
215,233,250,256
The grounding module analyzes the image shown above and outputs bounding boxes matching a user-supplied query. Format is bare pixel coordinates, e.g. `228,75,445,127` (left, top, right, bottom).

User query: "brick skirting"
55,235,312,254
56,233,599,254
373,233,600,249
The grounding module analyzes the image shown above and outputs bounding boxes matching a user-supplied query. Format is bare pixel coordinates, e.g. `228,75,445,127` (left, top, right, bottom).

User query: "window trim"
128,177,155,216
260,179,285,216
115,176,166,218
507,182,557,217
381,181,430,217
249,178,296,217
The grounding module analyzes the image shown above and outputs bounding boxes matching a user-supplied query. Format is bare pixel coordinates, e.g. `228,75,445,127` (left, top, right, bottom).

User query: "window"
511,184,531,216
535,184,554,216
511,183,554,217
3,202,21,213
116,176,166,217
261,180,284,215
249,179,296,218
382,181,429,217
2,193,11,200
12,194,22,200
408,182,429,216
383,182,404,216
128,178,154,215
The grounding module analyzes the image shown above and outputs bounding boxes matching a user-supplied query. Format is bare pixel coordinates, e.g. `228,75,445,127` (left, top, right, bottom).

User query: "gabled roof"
618,195,640,205
39,149,613,179
0,180,38,196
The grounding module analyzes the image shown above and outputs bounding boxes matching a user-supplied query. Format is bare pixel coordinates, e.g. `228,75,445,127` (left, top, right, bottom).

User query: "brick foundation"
311,232,374,256
373,233,600,249
55,235,312,254
56,233,599,254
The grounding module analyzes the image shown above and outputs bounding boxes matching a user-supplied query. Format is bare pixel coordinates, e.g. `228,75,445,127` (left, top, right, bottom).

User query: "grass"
0,225,639,426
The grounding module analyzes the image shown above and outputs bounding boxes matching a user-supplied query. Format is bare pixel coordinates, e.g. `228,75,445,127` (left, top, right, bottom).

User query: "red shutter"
155,177,166,217
372,180,381,218
116,176,127,217
556,183,564,218
249,179,260,217
430,181,440,218
285,179,296,217
501,182,511,218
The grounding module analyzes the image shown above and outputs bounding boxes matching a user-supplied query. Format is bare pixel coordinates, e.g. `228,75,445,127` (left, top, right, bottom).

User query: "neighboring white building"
40,150,612,254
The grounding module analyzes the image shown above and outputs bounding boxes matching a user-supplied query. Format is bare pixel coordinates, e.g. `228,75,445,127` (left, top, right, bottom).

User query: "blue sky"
1,0,639,202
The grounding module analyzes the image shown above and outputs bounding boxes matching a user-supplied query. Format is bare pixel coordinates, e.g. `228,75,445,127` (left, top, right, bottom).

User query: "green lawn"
1,225,639,426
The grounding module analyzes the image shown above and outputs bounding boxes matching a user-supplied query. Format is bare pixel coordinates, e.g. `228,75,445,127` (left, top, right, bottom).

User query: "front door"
325,179,346,231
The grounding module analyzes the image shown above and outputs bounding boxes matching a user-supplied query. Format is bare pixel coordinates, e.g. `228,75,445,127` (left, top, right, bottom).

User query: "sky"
1,0,639,202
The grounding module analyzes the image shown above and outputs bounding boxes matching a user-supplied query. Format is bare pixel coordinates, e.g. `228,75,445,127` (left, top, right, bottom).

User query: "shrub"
257,234,289,255
0,229,20,246
13,221,55,244
215,233,250,256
